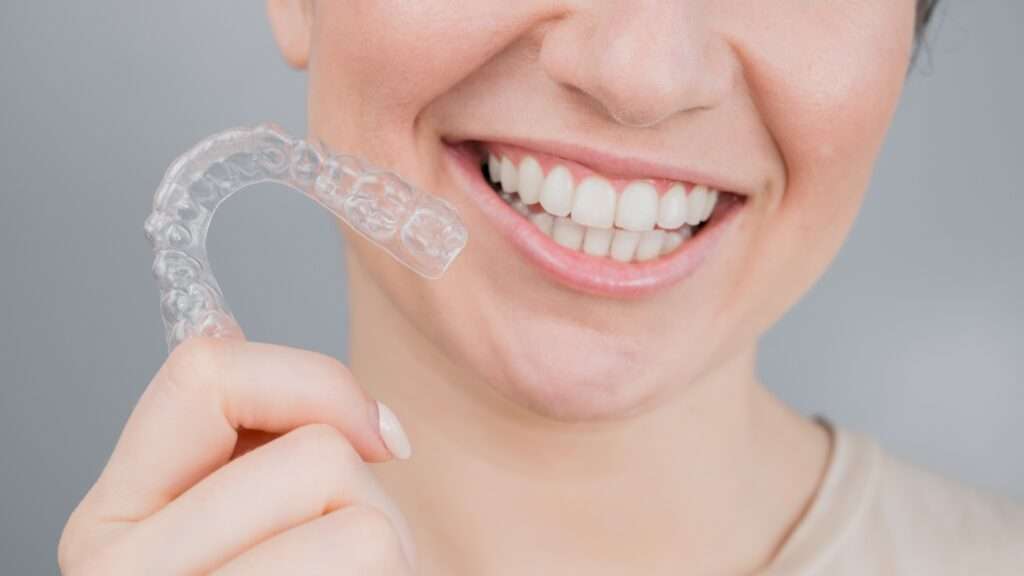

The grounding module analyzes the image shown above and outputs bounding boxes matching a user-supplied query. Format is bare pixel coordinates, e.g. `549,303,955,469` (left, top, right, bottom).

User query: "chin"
496,361,664,423
469,316,676,422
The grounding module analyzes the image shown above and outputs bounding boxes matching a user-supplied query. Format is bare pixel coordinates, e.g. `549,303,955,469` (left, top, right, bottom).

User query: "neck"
348,262,830,576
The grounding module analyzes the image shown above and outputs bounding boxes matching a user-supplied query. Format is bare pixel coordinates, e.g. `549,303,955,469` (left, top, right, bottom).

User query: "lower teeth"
481,163,701,262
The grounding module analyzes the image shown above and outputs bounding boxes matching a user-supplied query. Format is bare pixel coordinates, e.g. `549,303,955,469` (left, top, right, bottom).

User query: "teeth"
657,184,688,229
685,185,708,226
701,190,718,222
551,216,585,250
503,188,696,261
634,229,666,261
582,226,614,257
529,211,555,236
571,176,616,229
615,181,658,232
510,199,529,216
488,154,501,184
539,165,575,217
486,150,723,262
500,156,519,194
660,230,687,255
609,230,641,262
517,156,544,205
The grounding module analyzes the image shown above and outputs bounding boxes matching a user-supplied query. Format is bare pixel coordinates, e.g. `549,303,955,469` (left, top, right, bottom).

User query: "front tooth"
615,181,658,231
582,227,613,257
551,217,585,250
571,176,616,228
635,229,666,261
685,185,708,226
700,190,718,222
517,156,543,205
500,156,519,193
488,154,501,183
539,165,575,217
660,231,685,255
609,229,641,262
657,184,689,229
529,211,555,236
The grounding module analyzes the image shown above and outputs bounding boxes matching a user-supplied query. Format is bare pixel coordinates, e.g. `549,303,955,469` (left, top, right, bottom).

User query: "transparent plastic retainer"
145,123,468,351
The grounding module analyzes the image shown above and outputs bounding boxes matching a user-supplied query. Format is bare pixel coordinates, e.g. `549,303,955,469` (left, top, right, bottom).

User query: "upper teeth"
487,152,718,232
486,152,717,261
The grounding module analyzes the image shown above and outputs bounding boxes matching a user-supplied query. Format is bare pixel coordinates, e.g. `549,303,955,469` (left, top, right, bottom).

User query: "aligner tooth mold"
146,123,468,351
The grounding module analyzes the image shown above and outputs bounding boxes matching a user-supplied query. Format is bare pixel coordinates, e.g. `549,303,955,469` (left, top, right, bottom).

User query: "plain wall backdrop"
1,2,1021,573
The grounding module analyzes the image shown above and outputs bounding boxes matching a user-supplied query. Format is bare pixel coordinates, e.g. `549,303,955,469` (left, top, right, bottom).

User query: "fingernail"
376,400,412,460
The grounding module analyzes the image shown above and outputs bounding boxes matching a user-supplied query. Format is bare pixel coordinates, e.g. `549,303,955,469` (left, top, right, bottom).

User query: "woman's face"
270,0,917,420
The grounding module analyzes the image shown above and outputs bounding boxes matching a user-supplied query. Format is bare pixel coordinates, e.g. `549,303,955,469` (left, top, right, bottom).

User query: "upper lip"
447,135,749,196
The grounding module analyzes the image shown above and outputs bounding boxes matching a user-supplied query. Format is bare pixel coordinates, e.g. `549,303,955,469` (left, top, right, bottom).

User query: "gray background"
1,2,1020,573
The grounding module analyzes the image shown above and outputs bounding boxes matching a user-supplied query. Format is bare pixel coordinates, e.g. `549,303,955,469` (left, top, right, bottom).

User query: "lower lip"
443,141,744,299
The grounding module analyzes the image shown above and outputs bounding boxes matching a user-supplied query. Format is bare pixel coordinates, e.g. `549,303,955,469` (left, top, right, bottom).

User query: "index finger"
78,336,404,523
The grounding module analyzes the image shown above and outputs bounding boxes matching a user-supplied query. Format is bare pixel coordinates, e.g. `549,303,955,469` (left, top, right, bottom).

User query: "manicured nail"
376,400,412,460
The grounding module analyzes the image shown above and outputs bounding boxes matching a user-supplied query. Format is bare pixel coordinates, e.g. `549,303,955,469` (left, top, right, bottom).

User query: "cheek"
304,1,503,314
750,2,916,205
306,2,444,157
731,1,916,316
303,1,552,344
307,1,538,157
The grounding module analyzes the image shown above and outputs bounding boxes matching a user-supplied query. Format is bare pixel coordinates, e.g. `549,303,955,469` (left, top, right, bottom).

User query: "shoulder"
865,443,1024,573
764,423,1024,575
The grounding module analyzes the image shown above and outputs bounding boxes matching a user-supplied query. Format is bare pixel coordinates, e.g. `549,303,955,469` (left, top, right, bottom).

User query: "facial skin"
269,1,917,572
270,0,916,422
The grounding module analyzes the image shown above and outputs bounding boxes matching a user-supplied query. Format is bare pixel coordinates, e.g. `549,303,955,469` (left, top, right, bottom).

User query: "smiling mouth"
469,140,743,263
443,138,746,297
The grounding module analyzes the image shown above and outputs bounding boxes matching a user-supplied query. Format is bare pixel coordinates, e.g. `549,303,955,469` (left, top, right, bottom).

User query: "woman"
58,1,1023,574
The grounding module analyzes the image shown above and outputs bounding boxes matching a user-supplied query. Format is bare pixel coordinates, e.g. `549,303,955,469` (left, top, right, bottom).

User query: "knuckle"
310,350,357,388
160,335,233,397
57,505,90,573
313,349,353,378
343,505,406,558
56,523,78,573
57,535,120,576
74,544,132,576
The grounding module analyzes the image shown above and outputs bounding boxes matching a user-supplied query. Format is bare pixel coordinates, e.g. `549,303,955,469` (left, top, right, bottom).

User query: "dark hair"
916,0,939,39
912,0,939,66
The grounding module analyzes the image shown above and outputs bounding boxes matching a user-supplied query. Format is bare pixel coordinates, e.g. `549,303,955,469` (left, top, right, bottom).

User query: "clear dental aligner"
145,123,468,351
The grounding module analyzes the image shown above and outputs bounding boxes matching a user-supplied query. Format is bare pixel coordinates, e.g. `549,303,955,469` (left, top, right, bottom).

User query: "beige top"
759,420,1024,575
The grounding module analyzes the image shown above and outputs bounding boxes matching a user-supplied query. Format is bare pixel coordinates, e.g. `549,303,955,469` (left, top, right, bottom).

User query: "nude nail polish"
376,400,412,460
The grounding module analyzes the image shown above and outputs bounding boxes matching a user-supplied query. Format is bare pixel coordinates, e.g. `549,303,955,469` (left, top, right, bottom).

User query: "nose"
539,1,734,128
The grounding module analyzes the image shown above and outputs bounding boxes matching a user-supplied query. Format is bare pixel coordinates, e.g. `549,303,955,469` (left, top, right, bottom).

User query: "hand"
58,336,417,575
